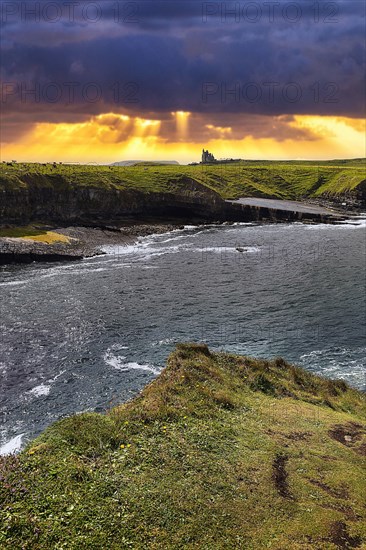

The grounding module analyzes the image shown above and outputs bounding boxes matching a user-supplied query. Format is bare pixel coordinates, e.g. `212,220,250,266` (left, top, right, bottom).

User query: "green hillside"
0,159,364,200
1,344,365,549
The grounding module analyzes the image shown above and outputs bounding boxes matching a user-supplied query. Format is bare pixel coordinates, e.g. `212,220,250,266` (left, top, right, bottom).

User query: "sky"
1,0,365,163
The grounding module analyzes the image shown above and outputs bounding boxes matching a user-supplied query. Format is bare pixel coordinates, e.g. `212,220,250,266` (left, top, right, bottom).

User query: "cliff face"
0,173,345,227
223,202,339,223
0,175,226,225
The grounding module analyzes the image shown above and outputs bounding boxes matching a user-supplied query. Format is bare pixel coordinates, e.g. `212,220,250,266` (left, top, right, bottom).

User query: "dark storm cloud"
1,0,365,140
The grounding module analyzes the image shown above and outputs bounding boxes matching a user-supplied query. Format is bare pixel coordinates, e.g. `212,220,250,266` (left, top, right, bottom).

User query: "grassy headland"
0,158,365,200
1,344,365,549
0,159,364,232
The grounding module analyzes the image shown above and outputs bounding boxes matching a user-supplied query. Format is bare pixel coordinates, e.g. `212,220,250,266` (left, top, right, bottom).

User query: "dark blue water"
1,218,365,453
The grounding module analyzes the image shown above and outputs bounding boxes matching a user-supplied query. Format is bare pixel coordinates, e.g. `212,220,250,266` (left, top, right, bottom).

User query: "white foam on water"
299,346,366,389
0,263,111,287
65,267,109,275
101,225,231,258
102,242,186,261
193,246,260,254
26,369,66,400
152,337,176,347
0,279,28,287
349,213,366,218
28,384,51,397
109,343,129,351
0,434,25,455
158,234,187,244
101,244,138,255
103,349,161,376
1,240,261,282
304,217,366,230
339,218,366,227
182,224,219,231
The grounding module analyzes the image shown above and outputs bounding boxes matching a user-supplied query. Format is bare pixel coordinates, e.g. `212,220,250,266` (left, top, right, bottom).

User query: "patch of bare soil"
328,422,366,448
308,478,349,500
322,503,361,522
328,521,362,549
272,453,293,499
356,443,366,456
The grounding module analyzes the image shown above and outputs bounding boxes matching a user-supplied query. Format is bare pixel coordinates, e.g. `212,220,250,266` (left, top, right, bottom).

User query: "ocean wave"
338,218,366,227
192,246,260,254
102,242,261,261
0,263,111,287
151,337,177,347
28,384,51,397
0,433,25,456
157,234,190,244
304,217,366,230
0,279,28,287
103,348,161,376
299,346,366,389
25,370,66,401
102,242,184,260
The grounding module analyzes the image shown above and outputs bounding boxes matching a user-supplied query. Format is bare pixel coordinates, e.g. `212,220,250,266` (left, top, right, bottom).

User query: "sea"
1,216,365,453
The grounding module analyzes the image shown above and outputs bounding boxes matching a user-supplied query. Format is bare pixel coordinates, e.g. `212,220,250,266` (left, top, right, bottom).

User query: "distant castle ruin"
201,149,216,163
186,149,240,165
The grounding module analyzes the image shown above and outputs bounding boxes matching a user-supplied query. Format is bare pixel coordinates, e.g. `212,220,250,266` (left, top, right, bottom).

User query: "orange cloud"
1,113,365,164
206,124,232,138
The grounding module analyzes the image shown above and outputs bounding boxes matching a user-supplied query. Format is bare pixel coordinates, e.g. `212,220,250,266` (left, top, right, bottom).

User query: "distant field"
0,159,364,200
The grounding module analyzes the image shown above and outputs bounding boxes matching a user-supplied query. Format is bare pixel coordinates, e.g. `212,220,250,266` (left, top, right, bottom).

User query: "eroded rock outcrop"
0,175,226,225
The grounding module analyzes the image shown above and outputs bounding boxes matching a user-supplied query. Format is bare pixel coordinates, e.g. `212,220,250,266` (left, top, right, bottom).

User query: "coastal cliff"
1,160,364,227
0,170,347,229
0,174,225,225
0,161,362,262
1,344,365,549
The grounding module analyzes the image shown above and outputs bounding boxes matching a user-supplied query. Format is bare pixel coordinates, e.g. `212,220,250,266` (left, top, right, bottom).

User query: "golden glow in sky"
1,113,365,164
172,111,191,140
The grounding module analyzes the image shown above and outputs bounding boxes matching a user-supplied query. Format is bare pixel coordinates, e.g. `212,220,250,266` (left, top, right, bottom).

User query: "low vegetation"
1,343,365,548
0,225,70,243
0,159,364,200
22,232,71,244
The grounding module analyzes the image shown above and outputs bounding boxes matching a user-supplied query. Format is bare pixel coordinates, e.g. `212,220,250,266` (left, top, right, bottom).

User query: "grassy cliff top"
1,344,365,549
0,159,365,199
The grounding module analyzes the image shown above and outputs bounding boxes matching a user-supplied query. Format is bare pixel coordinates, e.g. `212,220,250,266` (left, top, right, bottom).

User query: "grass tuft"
1,344,365,549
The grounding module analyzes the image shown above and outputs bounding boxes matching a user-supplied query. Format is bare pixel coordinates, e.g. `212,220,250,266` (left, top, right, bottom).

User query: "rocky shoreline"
0,223,183,265
0,199,356,265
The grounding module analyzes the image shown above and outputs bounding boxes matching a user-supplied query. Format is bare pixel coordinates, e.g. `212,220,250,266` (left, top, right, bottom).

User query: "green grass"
0,225,47,239
1,343,365,549
0,225,70,243
0,159,364,200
